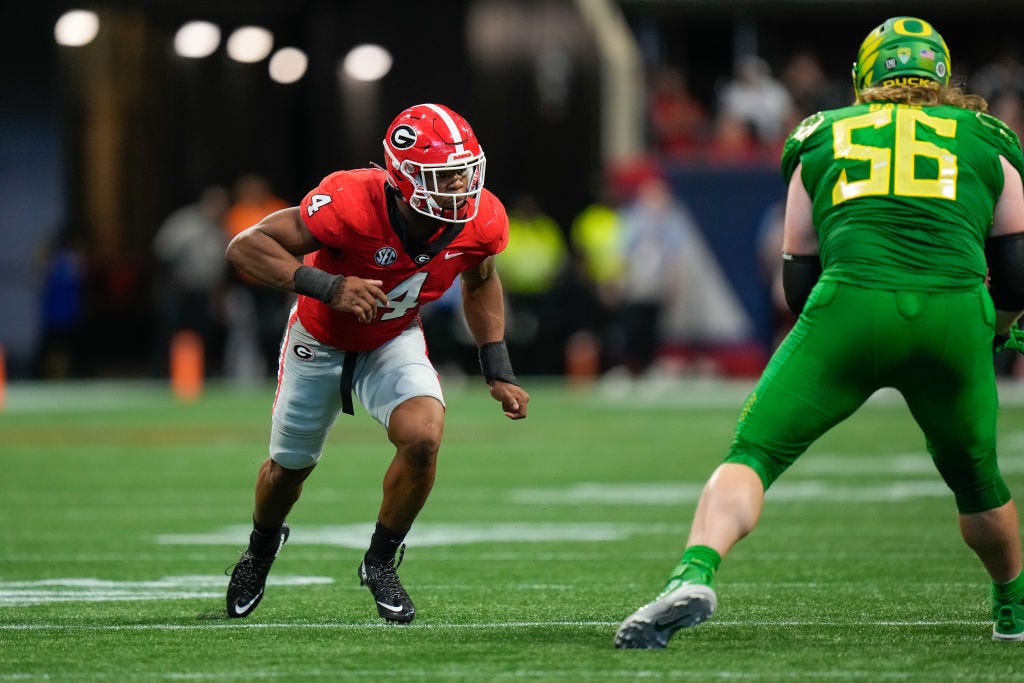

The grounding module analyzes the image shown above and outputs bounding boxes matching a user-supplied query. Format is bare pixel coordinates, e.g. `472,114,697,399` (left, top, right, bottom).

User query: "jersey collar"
385,184,465,266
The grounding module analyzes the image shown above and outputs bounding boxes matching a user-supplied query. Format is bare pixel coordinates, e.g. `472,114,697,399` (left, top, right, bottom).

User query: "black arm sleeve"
986,233,1024,311
782,253,822,315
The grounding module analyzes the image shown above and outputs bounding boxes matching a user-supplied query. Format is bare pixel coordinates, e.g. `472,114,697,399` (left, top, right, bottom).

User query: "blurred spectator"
152,184,230,376
222,174,291,383
717,55,795,146
608,175,690,376
549,250,608,380
781,50,848,118
223,174,290,237
704,113,763,166
497,195,569,374
569,191,626,375
33,230,87,379
650,179,756,372
571,196,625,305
648,65,708,159
970,45,1024,102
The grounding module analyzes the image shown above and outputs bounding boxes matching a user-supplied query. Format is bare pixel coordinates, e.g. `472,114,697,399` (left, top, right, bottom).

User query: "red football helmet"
382,103,486,223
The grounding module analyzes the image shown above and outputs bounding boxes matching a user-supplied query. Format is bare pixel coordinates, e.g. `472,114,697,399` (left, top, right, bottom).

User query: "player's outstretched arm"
461,257,529,419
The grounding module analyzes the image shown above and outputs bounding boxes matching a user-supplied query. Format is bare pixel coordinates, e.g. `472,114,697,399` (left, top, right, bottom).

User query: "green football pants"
725,280,1010,513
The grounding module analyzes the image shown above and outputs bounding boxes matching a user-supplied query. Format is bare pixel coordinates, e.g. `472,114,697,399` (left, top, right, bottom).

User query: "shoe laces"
225,549,275,587
997,605,1021,630
364,544,408,599
659,560,714,597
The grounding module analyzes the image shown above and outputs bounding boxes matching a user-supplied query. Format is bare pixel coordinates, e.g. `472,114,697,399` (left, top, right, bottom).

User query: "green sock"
993,570,1024,604
672,545,722,581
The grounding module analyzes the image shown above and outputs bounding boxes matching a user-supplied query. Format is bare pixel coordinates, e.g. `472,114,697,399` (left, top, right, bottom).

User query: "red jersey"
297,168,509,351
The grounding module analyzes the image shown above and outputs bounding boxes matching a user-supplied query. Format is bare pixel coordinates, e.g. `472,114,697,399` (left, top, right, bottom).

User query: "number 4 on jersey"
380,272,427,321
307,193,332,216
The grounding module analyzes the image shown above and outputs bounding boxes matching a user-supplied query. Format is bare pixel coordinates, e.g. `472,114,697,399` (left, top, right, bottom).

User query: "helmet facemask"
396,151,486,223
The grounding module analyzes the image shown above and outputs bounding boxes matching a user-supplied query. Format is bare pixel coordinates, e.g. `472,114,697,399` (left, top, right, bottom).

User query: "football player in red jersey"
223,103,529,622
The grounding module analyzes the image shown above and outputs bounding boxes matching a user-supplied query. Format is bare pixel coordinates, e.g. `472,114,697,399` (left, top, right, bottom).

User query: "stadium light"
226,25,274,63
54,9,100,47
342,44,393,82
269,47,308,84
174,21,221,59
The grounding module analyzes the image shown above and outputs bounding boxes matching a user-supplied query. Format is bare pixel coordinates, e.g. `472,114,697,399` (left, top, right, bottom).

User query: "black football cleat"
225,523,290,618
358,545,416,623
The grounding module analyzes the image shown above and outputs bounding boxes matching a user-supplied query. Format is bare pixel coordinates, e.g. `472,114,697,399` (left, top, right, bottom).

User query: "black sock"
364,522,407,565
249,520,283,556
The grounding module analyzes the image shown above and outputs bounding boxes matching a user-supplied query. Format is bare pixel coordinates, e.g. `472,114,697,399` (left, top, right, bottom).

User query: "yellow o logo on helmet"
890,17,936,38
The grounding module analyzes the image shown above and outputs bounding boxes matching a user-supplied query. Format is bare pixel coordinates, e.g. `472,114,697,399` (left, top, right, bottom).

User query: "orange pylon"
170,331,204,402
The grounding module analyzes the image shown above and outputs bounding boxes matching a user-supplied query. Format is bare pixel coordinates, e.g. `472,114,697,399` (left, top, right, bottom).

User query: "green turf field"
3,377,1024,681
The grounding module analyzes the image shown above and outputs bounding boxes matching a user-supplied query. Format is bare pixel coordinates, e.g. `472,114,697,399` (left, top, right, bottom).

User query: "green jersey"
781,103,1024,291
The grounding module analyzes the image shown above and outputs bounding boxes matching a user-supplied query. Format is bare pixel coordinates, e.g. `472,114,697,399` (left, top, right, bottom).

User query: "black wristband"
479,341,519,385
293,265,344,303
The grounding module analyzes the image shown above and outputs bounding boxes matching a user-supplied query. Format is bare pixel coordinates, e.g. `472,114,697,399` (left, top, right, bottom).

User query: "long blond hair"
857,84,988,112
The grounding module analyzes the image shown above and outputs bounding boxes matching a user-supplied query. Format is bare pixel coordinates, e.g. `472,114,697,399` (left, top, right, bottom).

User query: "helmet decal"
389,125,417,150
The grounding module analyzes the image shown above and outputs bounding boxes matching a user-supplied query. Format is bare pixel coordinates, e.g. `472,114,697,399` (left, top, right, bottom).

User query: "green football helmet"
851,16,951,98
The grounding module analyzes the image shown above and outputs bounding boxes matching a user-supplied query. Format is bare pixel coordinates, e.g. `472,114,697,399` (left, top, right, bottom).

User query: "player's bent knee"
396,435,441,470
724,441,794,490
270,422,330,470
933,449,1011,513
950,475,1012,514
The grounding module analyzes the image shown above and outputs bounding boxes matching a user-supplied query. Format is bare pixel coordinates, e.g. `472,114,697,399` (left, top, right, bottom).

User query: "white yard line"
0,618,989,631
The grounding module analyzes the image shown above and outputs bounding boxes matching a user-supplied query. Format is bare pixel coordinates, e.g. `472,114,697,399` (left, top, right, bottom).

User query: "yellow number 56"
832,104,957,205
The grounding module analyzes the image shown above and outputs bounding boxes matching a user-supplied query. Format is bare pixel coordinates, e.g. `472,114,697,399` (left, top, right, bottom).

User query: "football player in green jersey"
616,16,1024,648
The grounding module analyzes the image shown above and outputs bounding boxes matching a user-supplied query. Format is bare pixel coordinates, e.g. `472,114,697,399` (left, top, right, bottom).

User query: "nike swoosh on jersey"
444,251,464,260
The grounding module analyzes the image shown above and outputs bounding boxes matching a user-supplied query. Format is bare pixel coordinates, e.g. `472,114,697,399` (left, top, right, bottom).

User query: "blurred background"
3,0,1023,387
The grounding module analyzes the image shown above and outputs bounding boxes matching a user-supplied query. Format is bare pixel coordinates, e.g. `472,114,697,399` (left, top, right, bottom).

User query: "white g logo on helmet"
390,125,417,150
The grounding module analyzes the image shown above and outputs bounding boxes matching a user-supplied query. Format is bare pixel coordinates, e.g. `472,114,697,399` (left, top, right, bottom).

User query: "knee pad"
269,425,326,470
